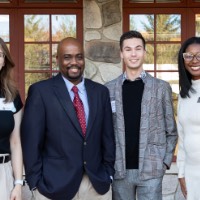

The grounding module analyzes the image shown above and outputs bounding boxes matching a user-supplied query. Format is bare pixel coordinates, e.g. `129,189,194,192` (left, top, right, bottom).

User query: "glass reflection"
144,44,154,70
195,14,200,36
0,0,10,2
129,0,180,2
52,15,76,41
157,72,179,117
156,44,180,70
25,44,49,70
0,15,9,42
52,0,77,2
156,14,181,41
52,43,58,70
157,72,179,94
130,14,154,41
25,0,49,2
25,0,76,2
24,15,49,42
25,73,50,96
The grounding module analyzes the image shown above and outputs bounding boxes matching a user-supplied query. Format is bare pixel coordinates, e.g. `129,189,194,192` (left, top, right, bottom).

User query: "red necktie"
72,86,86,137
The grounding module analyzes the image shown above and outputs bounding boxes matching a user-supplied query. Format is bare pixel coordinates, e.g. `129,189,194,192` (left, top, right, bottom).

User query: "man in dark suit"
21,37,115,200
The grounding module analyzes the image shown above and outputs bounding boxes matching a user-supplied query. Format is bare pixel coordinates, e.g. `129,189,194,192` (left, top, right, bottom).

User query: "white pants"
0,154,13,200
185,163,200,200
32,174,112,200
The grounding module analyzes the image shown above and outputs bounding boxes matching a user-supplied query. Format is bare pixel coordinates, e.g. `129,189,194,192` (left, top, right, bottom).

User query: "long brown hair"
0,38,18,102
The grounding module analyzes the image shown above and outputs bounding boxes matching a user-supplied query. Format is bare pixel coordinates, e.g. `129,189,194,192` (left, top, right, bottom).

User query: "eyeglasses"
183,52,200,62
0,52,5,58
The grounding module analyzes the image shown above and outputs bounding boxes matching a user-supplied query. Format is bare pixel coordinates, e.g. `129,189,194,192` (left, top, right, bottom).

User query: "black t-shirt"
0,93,23,153
122,79,144,169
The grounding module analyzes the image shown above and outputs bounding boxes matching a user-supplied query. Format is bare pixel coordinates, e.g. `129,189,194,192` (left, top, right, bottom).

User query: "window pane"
144,44,154,70
24,15,49,42
52,0,77,2
24,0,76,2
157,0,180,2
130,15,154,41
0,15,9,42
25,0,49,1
52,15,76,41
0,0,10,2
52,43,58,70
52,72,58,77
25,73,50,96
157,72,179,95
156,44,180,70
196,14,200,36
157,72,178,119
156,14,181,41
129,0,180,2
130,0,153,2
25,44,50,70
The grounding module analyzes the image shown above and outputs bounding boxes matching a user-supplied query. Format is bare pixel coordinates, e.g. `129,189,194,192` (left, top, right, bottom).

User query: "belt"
0,155,11,164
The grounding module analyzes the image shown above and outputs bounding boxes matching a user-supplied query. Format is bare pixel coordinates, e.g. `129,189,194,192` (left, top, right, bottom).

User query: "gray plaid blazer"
105,72,177,180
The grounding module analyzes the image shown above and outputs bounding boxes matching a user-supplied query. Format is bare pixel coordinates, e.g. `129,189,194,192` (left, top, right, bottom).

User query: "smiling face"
120,38,146,73
184,43,200,80
56,38,85,85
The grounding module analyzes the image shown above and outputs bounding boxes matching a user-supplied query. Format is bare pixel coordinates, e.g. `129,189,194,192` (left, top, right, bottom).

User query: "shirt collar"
122,70,146,82
62,75,85,94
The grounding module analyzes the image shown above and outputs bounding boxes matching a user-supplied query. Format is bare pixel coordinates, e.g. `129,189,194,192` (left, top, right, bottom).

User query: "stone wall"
83,0,123,83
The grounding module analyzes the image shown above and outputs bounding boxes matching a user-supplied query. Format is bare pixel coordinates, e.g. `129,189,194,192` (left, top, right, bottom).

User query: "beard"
63,65,84,82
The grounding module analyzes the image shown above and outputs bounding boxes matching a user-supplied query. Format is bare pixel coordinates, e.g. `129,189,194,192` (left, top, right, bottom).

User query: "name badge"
0,98,16,112
111,100,116,113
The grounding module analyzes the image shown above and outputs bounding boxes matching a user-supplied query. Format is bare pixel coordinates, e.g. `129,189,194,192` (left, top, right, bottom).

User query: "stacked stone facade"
84,0,122,83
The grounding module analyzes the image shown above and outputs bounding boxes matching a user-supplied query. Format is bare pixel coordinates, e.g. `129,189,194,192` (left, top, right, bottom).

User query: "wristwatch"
14,179,24,186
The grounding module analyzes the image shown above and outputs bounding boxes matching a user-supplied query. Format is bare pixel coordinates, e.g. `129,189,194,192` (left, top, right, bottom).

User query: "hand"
163,163,167,171
179,177,187,199
10,184,22,200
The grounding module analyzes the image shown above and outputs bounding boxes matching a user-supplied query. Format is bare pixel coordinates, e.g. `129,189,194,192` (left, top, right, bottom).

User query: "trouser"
112,169,163,200
31,174,112,200
0,154,13,200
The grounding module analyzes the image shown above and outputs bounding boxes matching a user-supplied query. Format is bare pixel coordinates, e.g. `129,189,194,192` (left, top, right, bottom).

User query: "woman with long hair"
0,37,23,200
177,36,200,200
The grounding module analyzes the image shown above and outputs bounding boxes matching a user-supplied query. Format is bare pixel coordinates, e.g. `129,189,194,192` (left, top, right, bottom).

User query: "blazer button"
84,142,87,145
84,161,87,165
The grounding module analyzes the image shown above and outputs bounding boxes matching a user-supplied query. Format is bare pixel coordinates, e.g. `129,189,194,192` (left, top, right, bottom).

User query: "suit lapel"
139,73,154,170
52,74,83,136
84,79,97,139
115,75,126,146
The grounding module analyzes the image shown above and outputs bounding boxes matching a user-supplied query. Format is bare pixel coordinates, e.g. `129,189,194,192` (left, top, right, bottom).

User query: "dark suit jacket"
21,73,115,200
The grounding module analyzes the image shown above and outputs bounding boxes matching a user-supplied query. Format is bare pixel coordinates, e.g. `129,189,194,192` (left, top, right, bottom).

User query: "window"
0,15,9,42
123,0,200,101
23,14,77,95
0,0,83,99
129,13,181,94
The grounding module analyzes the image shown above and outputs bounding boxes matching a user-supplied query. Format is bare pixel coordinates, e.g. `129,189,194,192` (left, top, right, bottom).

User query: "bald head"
57,37,83,54
56,37,85,84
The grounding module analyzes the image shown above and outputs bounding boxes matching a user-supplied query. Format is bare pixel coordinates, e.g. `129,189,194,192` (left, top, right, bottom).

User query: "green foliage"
24,14,76,95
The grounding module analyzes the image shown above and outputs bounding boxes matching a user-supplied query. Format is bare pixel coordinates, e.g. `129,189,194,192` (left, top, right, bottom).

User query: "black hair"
178,37,200,98
119,30,146,51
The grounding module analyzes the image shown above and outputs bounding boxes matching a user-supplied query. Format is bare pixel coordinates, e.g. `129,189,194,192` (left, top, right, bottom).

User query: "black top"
122,79,144,169
0,93,23,153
